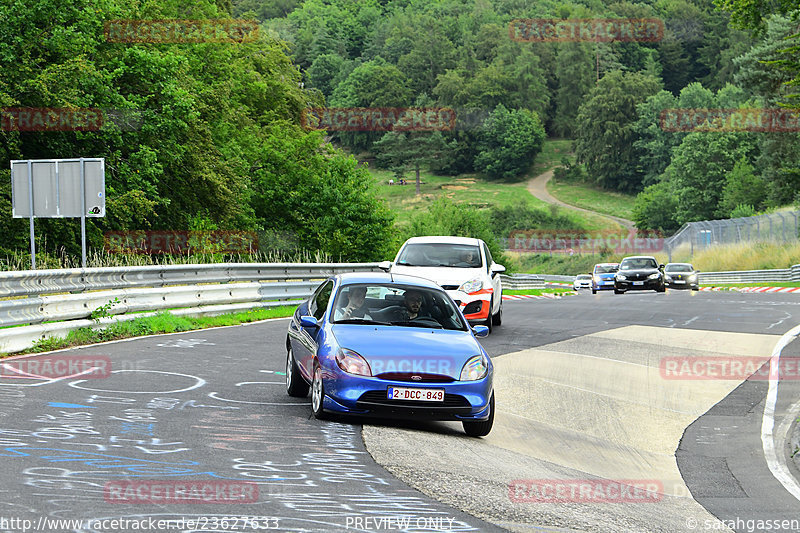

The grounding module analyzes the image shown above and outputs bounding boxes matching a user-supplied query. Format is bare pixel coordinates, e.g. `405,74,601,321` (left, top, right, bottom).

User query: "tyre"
286,345,309,397
483,297,493,334
614,288,624,294
492,298,502,326
657,283,666,293
591,288,597,294
463,393,494,437
310,362,327,419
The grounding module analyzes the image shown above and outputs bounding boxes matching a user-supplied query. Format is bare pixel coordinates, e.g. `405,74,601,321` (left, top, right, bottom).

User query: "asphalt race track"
0,288,799,533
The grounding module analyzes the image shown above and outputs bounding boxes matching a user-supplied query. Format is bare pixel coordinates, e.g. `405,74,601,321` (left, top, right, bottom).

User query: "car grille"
441,285,460,291
357,390,470,409
375,372,455,383
462,301,482,315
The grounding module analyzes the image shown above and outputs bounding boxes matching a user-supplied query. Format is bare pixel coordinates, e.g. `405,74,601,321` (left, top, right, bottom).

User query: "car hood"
618,269,660,276
389,265,483,288
331,325,483,379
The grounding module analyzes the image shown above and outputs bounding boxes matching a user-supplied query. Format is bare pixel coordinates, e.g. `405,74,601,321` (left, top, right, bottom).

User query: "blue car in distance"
591,262,619,294
285,272,495,437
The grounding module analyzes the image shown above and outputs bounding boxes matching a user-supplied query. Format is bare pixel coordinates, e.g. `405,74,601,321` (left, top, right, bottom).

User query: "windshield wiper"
335,319,392,326
390,320,443,329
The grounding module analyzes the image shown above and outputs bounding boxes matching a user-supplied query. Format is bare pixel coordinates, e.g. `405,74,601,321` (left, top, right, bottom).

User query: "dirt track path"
527,169,635,230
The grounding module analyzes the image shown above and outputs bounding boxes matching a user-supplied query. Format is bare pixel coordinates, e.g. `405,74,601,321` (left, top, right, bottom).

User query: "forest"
0,0,798,265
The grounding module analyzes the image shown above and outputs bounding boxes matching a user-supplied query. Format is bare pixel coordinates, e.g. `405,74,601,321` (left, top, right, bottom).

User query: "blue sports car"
285,272,494,437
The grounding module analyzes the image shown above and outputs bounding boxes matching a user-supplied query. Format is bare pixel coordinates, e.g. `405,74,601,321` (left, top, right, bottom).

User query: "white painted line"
761,322,800,501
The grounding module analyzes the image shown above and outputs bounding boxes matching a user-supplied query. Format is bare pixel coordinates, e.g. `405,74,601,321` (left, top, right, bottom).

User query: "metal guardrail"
2,263,798,354
499,274,545,289
698,264,800,284
0,263,380,299
0,263,382,353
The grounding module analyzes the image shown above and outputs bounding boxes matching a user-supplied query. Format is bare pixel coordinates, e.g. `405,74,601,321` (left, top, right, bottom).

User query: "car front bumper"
666,280,699,289
615,278,663,291
446,289,492,323
592,278,616,290
321,371,494,421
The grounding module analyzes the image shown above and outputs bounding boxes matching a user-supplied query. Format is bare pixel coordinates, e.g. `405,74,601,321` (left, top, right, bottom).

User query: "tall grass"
0,247,335,271
667,241,800,272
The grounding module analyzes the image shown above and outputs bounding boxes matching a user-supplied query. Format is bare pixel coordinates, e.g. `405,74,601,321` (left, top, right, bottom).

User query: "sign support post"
27,160,35,270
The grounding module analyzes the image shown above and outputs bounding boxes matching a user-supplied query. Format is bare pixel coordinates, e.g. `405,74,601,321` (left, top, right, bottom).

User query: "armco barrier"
499,274,545,290
0,263,380,354
698,264,800,284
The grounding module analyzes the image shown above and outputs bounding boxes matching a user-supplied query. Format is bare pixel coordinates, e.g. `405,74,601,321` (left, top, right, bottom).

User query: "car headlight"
593,276,601,283
458,278,483,294
460,355,488,381
616,274,627,281
647,273,661,280
688,274,697,280
335,349,372,376
665,275,673,282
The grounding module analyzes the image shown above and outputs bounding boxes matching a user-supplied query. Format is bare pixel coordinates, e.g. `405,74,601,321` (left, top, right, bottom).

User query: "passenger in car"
334,286,372,320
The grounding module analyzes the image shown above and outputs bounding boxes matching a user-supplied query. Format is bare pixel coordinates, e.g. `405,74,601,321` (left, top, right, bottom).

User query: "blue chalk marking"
48,402,95,409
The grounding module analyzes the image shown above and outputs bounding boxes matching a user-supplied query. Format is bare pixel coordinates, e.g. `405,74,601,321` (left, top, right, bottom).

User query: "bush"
474,105,546,180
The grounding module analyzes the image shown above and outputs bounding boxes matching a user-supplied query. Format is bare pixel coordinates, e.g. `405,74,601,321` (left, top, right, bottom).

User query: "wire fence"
664,211,800,260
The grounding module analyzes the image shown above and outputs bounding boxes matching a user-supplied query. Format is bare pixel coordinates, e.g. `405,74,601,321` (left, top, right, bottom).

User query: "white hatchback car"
383,236,505,333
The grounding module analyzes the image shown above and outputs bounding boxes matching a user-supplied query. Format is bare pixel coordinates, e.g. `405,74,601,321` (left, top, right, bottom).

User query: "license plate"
604,281,614,285
388,387,444,402
633,281,644,286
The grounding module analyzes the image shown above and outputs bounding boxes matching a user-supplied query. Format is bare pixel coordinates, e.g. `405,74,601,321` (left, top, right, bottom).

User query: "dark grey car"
614,256,665,294
664,263,700,290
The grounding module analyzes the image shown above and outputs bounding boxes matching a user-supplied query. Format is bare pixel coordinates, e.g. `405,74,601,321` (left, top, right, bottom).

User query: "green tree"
474,104,546,180
719,158,767,216
404,197,508,266
373,131,455,195
552,43,596,138
666,131,759,222
250,123,394,261
574,71,662,192
631,181,681,232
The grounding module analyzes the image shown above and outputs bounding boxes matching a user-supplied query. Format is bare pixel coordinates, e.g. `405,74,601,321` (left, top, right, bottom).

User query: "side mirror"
472,325,490,338
299,316,319,328
659,264,665,270
490,264,506,273
378,261,392,272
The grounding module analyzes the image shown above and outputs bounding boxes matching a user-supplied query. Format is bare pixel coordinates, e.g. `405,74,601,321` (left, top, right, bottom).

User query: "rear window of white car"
396,244,482,268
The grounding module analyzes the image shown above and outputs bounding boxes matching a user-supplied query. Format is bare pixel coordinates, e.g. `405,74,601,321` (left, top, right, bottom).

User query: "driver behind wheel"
385,289,432,322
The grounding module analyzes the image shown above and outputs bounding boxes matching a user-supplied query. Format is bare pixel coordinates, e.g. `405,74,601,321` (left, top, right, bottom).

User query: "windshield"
332,283,468,331
594,265,619,274
620,258,658,270
576,275,592,280
665,264,694,273
396,243,482,268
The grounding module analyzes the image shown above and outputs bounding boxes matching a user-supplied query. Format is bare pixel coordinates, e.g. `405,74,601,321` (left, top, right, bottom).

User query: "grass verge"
504,288,574,296
12,306,296,356
547,180,637,221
